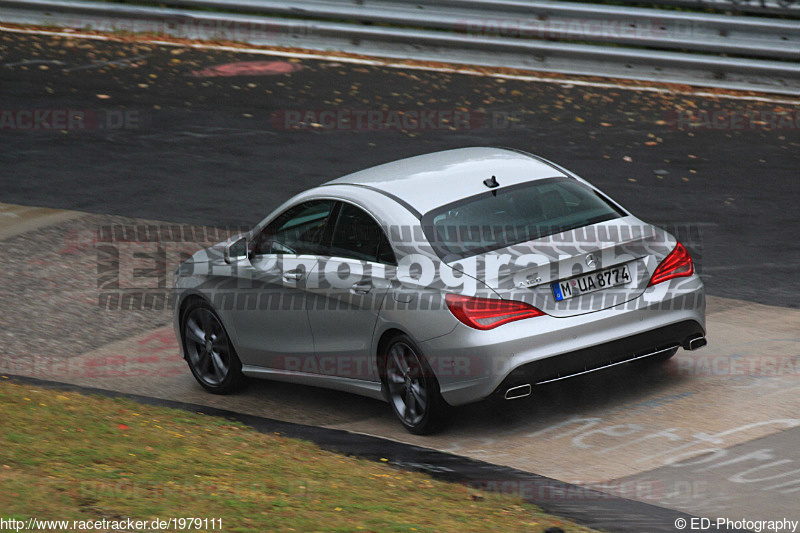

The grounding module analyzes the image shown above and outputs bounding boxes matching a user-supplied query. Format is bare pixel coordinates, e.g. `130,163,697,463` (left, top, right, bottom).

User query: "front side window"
252,200,335,255
421,177,625,260
327,202,396,264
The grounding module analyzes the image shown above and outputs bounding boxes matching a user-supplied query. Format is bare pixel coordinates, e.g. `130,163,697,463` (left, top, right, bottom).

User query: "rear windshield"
421,177,625,260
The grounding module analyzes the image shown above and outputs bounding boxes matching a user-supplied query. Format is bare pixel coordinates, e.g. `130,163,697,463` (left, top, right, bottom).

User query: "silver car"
173,147,706,434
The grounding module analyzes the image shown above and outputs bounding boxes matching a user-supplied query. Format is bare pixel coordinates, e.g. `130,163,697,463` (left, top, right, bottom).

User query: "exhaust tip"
685,336,707,351
505,384,532,400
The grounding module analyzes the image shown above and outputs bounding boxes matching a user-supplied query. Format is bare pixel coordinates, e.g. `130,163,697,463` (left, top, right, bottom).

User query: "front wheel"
381,335,448,435
182,300,245,394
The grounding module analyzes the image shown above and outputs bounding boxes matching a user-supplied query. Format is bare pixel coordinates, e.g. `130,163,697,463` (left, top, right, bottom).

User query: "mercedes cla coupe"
173,147,706,434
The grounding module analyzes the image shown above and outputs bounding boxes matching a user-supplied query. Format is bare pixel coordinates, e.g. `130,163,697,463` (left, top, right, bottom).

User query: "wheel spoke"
395,397,407,418
391,350,408,379
406,360,420,379
197,348,211,372
409,382,427,409
404,388,417,421
212,337,228,354
210,351,228,380
387,370,405,385
208,318,223,337
185,319,204,344
198,309,214,333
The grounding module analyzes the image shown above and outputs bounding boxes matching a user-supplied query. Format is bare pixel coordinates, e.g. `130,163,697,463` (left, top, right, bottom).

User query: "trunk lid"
451,217,674,318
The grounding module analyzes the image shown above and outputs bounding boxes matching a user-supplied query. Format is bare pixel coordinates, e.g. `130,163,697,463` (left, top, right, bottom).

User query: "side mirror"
224,236,248,264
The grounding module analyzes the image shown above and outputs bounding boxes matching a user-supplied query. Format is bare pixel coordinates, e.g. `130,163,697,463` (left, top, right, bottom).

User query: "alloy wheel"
184,307,232,387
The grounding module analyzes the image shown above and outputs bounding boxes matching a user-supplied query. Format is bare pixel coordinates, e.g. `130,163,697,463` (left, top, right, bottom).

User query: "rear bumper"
492,319,703,397
420,277,705,406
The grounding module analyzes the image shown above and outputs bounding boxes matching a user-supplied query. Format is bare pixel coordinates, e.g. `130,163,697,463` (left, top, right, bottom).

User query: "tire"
181,299,246,394
380,334,448,435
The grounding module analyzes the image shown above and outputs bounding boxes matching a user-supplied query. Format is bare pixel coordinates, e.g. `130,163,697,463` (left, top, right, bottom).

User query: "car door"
305,201,395,382
227,199,335,370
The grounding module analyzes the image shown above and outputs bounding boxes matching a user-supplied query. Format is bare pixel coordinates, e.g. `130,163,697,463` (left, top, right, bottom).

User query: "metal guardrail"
604,0,800,17
154,0,800,60
0,0,798,94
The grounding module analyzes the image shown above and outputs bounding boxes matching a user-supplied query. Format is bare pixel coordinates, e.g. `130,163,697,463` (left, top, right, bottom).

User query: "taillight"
445,294,544,330
648,242,694,287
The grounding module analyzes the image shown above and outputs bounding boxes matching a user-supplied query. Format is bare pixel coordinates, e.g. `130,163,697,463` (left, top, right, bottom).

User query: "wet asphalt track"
1,31,798,308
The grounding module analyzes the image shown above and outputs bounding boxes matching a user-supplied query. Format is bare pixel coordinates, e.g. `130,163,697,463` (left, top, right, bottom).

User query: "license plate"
552,264,631,302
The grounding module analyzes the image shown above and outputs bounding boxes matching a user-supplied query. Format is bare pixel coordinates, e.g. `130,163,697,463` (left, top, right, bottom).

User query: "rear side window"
421,177,624,260
327,202,396,265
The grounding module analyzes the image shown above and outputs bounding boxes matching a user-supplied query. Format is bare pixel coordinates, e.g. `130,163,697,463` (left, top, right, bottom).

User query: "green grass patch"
0,380,597,532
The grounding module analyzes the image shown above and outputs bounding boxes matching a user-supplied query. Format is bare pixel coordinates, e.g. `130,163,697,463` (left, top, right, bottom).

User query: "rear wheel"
182,300,245,394
381,335,447,435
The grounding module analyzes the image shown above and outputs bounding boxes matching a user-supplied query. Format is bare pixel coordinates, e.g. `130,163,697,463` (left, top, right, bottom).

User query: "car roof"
322,147,569,215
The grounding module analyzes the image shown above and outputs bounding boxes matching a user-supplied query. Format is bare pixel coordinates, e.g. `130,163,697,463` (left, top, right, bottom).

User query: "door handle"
350,281,372,294
283,269,303,282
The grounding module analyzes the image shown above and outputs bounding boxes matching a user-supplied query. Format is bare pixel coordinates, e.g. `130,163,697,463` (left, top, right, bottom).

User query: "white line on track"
3,24,800,106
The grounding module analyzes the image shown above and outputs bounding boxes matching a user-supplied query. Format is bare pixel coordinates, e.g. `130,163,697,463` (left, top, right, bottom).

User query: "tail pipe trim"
684,335,707,351
505,384,532,400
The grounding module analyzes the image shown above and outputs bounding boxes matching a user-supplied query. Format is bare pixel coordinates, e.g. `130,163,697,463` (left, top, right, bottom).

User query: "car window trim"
249,195,398,265
250,199,337,257
319,183,422,220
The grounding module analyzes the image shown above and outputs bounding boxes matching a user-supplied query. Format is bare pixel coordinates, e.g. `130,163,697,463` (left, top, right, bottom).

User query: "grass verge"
0,380,597,532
